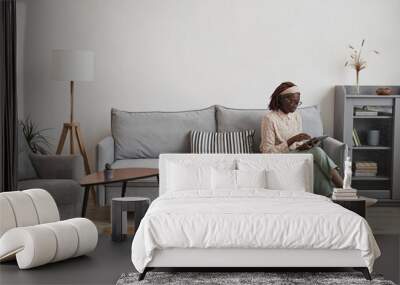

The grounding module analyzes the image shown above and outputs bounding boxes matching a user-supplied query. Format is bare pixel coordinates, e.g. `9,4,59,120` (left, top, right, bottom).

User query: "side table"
79,167,158,217
332,199,366,218
111,197,151,242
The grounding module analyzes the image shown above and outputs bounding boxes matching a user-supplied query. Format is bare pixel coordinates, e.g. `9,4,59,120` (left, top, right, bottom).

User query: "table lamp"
51,49,94,176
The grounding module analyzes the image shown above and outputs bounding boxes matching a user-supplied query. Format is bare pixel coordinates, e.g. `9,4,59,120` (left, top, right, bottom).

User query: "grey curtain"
0,0,18,192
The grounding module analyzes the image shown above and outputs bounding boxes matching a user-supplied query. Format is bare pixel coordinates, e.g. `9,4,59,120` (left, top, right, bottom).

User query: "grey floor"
0,235,134,285
1,207,399,285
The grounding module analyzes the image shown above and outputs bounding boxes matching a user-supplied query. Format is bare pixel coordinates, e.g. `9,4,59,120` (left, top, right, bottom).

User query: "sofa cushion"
297,105,324,138
111,159,158,183
190,130,255,154
18,179,82,206
112,107,216,159
216,106,265,152
216,105,323,152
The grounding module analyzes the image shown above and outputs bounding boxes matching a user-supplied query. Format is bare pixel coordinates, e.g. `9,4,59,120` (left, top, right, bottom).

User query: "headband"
279,85,300,96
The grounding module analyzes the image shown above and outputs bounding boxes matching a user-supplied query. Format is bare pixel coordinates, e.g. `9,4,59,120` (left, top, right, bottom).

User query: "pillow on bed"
211,168,236,190
166,160,236,192
266,166,307,192
237,169,267,188
167,162,211,191
237,159,309,192
211,168,268,190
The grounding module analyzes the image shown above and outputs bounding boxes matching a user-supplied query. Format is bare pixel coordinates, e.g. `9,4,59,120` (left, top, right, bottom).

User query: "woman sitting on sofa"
260,81,343,196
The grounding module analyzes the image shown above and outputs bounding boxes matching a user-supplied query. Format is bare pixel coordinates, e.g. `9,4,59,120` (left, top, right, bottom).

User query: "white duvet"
131,190,380,273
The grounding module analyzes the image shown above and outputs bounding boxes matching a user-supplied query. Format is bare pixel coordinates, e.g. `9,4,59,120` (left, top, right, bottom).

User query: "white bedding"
131,190,380,273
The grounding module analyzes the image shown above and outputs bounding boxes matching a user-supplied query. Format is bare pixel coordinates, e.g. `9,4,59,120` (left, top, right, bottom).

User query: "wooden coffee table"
79,168,159,217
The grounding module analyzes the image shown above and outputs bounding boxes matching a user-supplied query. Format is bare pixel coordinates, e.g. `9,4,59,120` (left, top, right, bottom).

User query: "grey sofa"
96,105,347,206
17,128,84,219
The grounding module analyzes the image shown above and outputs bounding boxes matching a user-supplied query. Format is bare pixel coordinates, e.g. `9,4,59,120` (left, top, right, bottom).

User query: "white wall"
18,0,400,165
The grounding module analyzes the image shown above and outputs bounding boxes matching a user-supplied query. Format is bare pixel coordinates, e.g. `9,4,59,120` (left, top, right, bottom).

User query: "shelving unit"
334,85,400,205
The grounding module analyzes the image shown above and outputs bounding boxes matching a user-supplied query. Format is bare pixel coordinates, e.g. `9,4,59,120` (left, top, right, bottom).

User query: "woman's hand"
296,141,313,151
296,137,320,151
287,133,311,146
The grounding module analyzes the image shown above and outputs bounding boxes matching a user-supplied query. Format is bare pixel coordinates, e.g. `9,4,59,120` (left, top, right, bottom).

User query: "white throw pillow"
211,168,237,190
236,169,267,189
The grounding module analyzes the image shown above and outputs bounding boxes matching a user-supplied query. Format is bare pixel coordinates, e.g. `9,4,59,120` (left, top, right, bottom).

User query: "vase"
356,70,360,95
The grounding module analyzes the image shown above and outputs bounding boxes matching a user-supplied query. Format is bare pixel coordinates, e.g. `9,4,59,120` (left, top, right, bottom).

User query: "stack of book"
354,106,377,116
332,188,358,200
354,161,378,177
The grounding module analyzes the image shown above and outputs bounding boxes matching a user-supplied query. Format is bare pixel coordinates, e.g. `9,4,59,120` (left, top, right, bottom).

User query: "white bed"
131,154,380,280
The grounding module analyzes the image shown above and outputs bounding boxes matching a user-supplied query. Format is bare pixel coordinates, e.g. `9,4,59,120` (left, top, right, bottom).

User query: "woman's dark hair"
268,81,297,111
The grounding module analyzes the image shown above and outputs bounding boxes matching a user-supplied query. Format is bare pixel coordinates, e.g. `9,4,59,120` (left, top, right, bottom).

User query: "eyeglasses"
280,96,302,106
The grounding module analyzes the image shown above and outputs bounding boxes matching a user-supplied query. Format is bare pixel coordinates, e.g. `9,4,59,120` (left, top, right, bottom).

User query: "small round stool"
111,197,150,242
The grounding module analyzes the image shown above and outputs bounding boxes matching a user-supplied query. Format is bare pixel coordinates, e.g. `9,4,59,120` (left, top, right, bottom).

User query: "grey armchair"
17,128,84,219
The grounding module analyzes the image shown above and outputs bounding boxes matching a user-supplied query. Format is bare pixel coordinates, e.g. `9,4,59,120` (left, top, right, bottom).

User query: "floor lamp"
51,49,94,180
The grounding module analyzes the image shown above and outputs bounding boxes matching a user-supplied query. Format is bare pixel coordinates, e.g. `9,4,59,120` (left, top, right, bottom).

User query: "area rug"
116,271,396,285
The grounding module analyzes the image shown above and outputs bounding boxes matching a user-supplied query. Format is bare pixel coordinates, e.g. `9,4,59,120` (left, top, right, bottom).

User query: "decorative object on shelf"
104,163,113,180
345,39,379,95
19,118,52,154
343,156,353,190
376,87,392,96
51,49,94,173
333,157,358,200
367,130,380,146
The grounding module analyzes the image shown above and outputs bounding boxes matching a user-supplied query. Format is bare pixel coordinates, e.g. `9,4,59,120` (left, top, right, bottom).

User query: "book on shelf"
354,170,378,174
355,161,377,167
354,173,377,177
354,168,378,172
354,107,378,116
352,128,361,146
354,111,378,116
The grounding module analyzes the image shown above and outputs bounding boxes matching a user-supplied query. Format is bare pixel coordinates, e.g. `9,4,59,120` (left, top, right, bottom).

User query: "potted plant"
104,163,113,180
345,39,379,95
19,118,52,154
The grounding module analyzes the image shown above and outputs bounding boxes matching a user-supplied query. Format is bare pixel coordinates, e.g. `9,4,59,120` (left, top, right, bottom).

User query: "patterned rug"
116,271,396,285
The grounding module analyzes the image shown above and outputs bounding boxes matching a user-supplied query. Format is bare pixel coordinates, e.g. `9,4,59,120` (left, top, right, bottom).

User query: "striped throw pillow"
190,130,255,154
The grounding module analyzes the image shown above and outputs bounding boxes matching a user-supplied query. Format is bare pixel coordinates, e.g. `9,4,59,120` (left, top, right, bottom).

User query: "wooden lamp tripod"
52,50,95,179
56,81,91,175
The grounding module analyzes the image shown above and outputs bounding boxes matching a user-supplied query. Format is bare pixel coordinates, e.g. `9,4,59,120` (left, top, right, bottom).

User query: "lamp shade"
51,49,94,82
